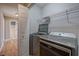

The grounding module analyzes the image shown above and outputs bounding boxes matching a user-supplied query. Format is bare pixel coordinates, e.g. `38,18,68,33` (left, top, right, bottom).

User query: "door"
18,4,29,56
10,20,18,39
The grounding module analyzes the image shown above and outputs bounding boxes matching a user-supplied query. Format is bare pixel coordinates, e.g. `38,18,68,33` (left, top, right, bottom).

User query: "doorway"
0,4,29,56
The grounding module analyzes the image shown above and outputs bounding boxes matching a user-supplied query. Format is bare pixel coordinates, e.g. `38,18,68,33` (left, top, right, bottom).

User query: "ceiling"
0,3,53,18
35,3,49,8
0,3,32,18
0,4,18,18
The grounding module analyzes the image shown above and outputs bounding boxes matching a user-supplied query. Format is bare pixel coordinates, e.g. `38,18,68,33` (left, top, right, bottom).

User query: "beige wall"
4,18,10,39
18,4,29,56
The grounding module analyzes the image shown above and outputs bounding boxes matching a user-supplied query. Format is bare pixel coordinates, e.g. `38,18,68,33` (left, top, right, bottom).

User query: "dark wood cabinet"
29,35,77,56
40,40,71,56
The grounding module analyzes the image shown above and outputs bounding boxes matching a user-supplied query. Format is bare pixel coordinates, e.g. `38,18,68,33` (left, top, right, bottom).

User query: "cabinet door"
18,4,29,56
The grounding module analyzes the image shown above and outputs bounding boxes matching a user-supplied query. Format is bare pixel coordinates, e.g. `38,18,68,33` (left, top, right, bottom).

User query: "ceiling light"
15,14,18,17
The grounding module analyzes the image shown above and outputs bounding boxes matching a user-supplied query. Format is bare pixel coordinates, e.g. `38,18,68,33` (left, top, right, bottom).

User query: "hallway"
0,39,18,56
0,3,30,56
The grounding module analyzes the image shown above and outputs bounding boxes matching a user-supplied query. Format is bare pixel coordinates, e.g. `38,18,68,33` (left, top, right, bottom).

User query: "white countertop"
38,35,77,48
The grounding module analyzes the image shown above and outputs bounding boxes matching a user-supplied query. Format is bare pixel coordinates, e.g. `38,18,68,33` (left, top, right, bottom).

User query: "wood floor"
0,39,18,56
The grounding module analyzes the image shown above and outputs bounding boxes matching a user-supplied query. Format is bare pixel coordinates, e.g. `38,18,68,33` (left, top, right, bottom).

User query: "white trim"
0,13,5,52
0,40,4,52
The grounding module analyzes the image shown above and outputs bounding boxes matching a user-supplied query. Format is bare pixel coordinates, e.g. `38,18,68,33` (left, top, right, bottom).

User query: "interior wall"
5,18,10,40
29,5,42,34
18,4,29,56
42,3,79,17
